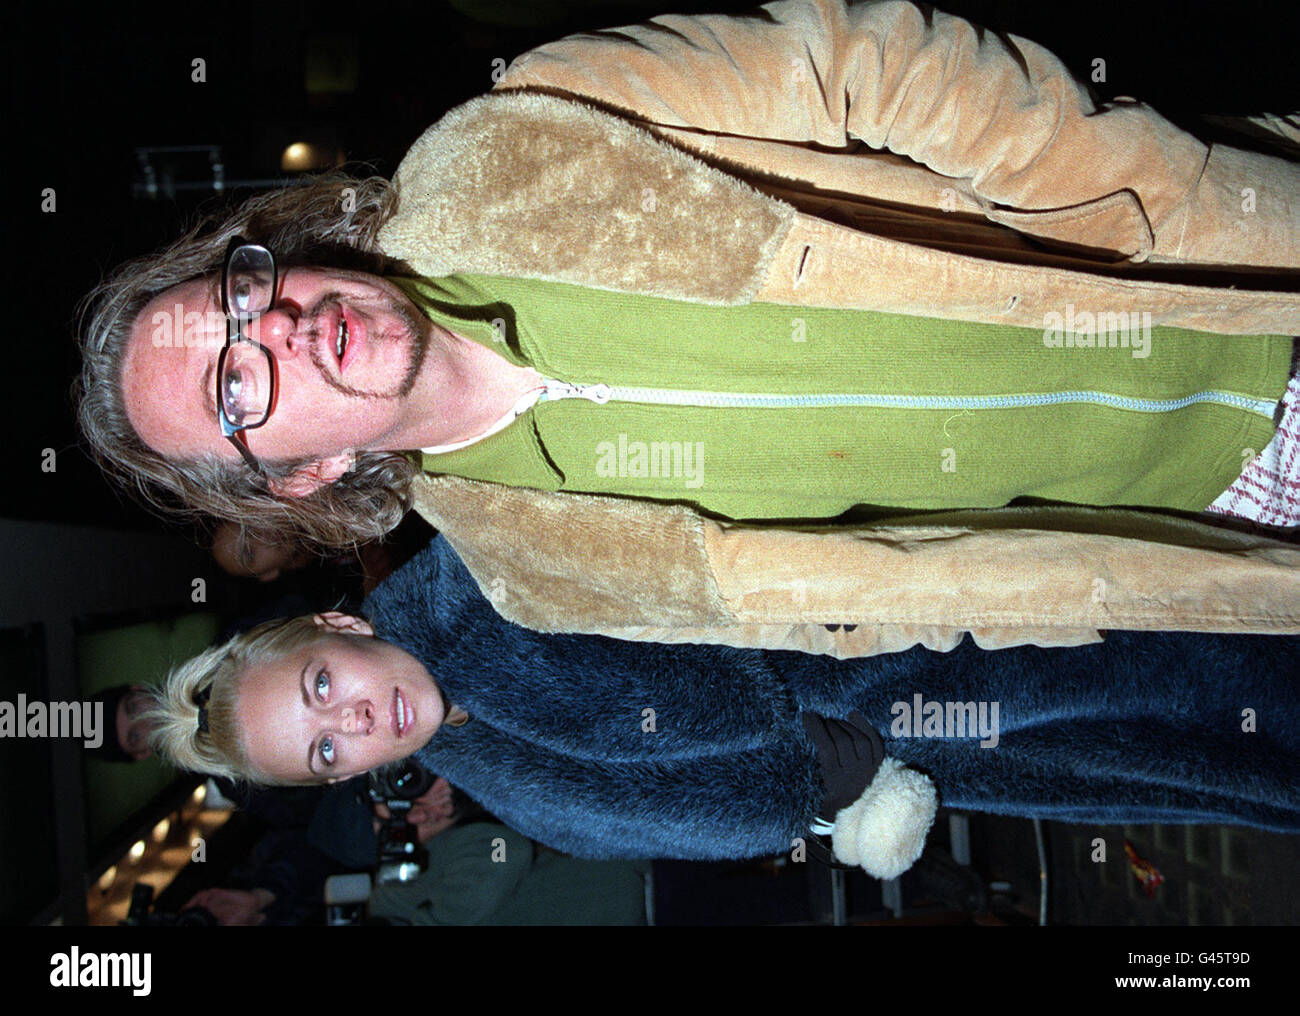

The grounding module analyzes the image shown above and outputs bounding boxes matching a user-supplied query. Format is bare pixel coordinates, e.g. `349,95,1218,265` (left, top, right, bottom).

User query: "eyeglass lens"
220,244,276,428
225,247,275,318
220,344,273,428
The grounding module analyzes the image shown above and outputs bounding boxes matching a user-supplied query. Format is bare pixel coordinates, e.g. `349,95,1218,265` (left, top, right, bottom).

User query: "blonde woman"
146,536,1300,880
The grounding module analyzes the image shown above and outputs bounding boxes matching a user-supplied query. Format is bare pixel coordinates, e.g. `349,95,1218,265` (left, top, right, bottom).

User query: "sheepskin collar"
375,89,796,305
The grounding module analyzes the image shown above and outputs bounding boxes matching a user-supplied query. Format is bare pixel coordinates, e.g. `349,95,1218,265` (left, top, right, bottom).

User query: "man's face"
121,268,431,466
211,522,313,581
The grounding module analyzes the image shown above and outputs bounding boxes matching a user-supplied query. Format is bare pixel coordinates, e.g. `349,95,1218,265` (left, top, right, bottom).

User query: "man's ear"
266,452,356,498
312,612,374,637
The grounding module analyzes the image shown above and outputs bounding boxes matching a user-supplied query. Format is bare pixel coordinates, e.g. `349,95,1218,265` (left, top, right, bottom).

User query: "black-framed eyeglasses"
217,237,278,475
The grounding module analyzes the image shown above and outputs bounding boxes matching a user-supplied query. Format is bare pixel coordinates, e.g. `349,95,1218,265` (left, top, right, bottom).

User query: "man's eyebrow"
200,358,216,423
200,279,223,423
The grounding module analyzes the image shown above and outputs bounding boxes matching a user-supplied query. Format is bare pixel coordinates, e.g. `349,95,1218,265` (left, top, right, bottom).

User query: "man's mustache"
301,294,430,400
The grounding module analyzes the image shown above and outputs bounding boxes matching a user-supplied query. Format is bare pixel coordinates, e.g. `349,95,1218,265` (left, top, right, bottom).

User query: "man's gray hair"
75,171,418,548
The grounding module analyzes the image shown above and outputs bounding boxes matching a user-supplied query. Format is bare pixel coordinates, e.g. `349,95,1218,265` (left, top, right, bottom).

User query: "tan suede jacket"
377,0,1300,657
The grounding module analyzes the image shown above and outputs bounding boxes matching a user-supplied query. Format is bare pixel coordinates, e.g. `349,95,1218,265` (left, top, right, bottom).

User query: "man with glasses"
216,240,278,475
77,0,1300,658
112,233,544,497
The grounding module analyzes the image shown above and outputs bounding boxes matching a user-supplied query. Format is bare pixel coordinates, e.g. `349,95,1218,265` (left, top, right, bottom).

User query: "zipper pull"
543,379,612,404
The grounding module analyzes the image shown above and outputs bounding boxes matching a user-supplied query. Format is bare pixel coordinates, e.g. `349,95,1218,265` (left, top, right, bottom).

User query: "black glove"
800,710,886,820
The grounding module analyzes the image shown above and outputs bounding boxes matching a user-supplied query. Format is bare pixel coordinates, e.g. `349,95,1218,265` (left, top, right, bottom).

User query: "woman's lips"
392,687,414,737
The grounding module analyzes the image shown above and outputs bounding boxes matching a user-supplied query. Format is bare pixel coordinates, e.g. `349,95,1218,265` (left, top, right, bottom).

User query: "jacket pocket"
979,189,1155,263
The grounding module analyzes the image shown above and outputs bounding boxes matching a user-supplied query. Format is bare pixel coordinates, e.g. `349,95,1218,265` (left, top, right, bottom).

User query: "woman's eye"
319,734,335,766
315,669,330,699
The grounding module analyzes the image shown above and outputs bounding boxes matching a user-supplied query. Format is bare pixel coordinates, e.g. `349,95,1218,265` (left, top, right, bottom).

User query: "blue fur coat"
363,537,1300,860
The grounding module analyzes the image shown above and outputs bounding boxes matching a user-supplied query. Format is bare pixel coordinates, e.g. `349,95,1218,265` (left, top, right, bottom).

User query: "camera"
121,882,219,927
367,758,436,883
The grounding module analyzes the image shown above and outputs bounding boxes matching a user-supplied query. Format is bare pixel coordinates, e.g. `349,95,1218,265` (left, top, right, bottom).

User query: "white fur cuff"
829,758,938,880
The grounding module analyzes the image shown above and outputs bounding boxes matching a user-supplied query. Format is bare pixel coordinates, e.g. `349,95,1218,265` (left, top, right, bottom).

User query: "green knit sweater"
391,273,1291,521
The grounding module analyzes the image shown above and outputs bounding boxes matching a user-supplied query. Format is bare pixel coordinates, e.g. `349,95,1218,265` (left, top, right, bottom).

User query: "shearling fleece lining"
411,474,730,632
377,90,796,306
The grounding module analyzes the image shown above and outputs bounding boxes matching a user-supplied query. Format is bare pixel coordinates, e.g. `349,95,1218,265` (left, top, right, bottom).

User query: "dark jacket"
363,536,1300,860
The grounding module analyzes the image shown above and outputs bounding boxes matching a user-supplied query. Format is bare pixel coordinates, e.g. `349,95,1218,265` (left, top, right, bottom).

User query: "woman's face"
235,626,444,783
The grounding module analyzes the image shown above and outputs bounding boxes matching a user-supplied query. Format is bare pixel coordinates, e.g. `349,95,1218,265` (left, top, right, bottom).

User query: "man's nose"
339,702,373,735
245,308,304,359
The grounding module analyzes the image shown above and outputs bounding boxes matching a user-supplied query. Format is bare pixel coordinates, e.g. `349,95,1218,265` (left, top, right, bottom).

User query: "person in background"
211,522,315,584
370,824,648,926
86,684,155,763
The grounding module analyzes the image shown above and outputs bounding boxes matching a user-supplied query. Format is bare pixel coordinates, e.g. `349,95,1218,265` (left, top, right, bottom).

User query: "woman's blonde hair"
143,615,327,786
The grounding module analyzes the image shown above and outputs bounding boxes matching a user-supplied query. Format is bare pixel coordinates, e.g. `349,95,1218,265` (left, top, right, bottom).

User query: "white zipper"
538,379,1277,418
541,379,613,403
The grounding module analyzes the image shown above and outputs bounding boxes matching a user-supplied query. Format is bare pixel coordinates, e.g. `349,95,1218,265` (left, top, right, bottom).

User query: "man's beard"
305,293,430,400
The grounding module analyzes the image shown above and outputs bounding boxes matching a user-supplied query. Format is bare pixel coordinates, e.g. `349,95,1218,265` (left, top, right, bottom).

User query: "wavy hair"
142,615,325,786
75,171,418,549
